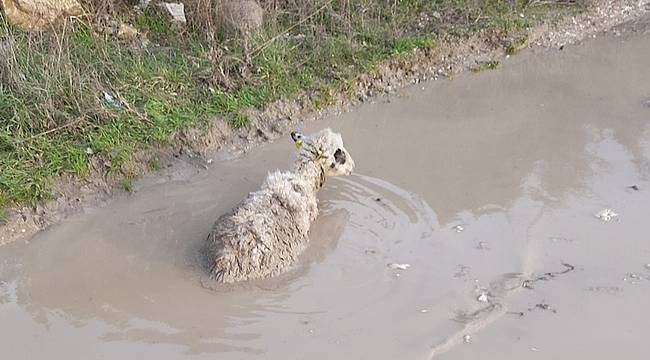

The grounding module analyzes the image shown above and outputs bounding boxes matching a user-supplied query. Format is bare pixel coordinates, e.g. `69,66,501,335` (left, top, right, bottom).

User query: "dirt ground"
1,11,649,359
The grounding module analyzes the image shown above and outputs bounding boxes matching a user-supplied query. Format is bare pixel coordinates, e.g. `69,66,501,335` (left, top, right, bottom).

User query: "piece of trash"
453,225,464,233
158,2,187,24
627,185,640,191
102,91,124,108
85,147,94,155
595,208,618,222
476,293,488,303
623,272,649,283
507,311,525,317
531,303,557,313
463,334,472,344
388,263,411,270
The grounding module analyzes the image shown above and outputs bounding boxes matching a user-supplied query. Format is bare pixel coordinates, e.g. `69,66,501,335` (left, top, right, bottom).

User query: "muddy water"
2,24,650,359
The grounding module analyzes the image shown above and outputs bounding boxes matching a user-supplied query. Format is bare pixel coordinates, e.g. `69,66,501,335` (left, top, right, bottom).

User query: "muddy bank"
2,0,649,246
1,16,650,359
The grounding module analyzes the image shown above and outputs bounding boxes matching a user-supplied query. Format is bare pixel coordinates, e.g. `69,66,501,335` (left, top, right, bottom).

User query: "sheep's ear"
291,131,304,149
334,148,346,164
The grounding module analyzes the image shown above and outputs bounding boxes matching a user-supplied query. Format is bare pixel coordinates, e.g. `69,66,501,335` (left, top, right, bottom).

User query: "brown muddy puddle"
2,26,650,360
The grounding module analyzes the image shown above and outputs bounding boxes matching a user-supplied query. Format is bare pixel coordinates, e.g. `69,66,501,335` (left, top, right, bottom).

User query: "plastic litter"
595,208,618,222
103,91,124,108
158,2,187,24
387,263,410,270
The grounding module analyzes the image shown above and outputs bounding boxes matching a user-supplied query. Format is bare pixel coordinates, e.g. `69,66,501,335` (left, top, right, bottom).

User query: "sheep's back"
206,172,317,283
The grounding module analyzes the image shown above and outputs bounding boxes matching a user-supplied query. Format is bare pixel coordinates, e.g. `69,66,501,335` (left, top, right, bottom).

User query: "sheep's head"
291,128,355,177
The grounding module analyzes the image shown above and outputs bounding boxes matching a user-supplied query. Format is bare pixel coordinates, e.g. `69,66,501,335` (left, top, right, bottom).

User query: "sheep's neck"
294,159,326,194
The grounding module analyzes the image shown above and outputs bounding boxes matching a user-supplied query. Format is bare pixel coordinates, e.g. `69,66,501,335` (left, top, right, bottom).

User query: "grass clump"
0,0,585,208
506,34,529,54
472,60,501,72
0,208,8,225
120,178,134,193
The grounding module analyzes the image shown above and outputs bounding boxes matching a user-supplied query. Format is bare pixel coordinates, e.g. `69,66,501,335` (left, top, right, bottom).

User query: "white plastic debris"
102,91,124,108
477,293,488,303
158,2,187,24
463,334,472,344
595,208,618,222
388,263,411,270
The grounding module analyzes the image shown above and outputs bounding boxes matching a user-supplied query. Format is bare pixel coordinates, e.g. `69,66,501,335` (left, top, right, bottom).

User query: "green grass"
120,179,134,193
472,60,501,72
0,0,584,208
0,208,8,225
506,34,529,55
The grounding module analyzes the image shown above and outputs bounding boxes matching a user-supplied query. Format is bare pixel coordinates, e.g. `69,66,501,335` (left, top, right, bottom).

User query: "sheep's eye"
334,149,346,164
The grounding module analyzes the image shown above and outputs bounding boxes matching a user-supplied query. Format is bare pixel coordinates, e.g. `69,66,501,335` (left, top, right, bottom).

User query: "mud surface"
2,18,650,359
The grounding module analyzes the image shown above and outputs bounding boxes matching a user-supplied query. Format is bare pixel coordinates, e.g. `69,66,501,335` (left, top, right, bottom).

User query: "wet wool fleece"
206,128,355,283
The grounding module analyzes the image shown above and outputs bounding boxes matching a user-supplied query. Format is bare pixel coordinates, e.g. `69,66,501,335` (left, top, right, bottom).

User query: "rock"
117,23,139,40
158,2,187,25
219,0,263,34
1,0,83,31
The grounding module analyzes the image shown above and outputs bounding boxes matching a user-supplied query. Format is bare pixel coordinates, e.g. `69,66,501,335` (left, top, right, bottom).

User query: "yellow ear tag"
294,139,303,149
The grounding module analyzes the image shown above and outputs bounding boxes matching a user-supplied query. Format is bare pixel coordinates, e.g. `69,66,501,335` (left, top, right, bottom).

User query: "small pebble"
453,225,464,233
420,309,428,313
530,347,540,352
463,334,472,344
477,293,488,303
645,264,650,271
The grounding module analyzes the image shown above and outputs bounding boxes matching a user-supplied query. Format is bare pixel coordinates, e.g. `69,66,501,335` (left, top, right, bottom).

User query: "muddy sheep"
206,128,355,283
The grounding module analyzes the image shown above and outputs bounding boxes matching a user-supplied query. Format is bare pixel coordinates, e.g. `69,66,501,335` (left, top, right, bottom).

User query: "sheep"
206,128,355,283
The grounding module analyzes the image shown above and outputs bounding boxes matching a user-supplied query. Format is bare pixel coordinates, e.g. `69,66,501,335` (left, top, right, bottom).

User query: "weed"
471,60,501,72
148,158,162,171
506,34,529,55
0,208,9,225
120,179,134,193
